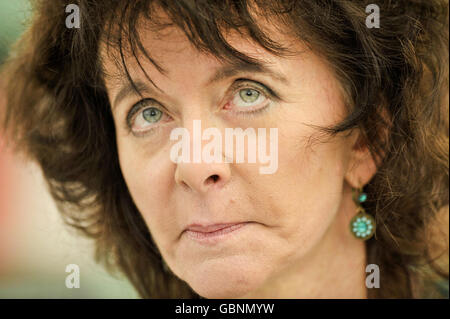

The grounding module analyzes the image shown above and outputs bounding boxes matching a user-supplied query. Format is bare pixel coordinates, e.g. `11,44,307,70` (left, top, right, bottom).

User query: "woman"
1,0,448,298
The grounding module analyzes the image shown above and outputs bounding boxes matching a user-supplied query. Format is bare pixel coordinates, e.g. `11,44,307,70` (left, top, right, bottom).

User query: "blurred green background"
0,0,138,298
0,0,29,62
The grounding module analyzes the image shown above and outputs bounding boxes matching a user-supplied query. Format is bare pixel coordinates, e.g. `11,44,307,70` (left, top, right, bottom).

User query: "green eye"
239,88,260,103
142,107,162,123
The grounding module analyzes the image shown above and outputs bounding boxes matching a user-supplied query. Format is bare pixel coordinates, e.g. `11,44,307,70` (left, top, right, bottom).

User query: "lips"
183,222,249,241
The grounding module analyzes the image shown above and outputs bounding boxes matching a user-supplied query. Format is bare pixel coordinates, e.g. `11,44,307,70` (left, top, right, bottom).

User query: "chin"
178,257,271,299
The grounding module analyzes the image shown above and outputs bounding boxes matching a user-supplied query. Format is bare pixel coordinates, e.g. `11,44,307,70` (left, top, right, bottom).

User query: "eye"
225,80,274,114
127,99,171,135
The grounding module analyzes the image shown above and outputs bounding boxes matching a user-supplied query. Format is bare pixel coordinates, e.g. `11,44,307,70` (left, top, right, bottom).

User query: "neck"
242,184,368,298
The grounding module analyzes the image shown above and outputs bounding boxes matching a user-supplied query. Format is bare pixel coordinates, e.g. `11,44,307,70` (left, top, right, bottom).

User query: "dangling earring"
350,186,376,240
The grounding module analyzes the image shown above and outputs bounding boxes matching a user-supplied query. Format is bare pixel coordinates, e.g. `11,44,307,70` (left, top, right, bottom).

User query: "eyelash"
125,79,279,136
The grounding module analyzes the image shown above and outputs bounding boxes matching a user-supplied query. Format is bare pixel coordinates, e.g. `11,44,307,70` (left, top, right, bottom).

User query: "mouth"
183,222,251,243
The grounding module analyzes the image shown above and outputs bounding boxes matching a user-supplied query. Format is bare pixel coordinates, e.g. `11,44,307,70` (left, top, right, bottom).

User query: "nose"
174,160,231,194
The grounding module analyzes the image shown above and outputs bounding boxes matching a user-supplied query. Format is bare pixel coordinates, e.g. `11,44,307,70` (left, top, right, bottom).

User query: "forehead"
99,6,304,91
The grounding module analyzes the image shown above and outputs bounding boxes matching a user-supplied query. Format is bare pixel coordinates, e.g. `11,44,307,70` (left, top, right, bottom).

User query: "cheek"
116,138,179,247
259,112,350,257
265,56,351,248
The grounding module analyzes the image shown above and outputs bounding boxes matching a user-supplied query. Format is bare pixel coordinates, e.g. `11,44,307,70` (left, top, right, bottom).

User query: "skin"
102,16,377,298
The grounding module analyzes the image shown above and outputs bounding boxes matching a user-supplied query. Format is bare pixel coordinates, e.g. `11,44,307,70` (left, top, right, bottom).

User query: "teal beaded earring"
350,186,376,240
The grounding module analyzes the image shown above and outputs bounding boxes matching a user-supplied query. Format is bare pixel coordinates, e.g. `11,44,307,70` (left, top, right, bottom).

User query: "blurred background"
0,0,138,298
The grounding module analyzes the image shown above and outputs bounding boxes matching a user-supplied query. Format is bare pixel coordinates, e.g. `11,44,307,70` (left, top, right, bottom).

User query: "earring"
350,186,376,240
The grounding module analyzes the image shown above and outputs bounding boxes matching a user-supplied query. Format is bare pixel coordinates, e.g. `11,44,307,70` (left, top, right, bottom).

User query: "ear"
344,129,378,188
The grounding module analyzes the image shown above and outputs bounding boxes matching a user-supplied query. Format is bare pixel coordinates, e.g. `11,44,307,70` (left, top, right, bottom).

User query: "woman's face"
103,20,366,298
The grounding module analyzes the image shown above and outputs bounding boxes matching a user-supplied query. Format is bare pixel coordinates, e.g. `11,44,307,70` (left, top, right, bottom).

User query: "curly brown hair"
1,0,448,298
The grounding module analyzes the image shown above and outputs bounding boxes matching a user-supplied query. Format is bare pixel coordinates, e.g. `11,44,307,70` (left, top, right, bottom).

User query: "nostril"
207,174,220,184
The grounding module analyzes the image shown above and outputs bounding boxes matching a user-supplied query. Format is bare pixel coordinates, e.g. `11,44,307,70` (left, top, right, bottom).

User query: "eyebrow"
111,61,289,110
